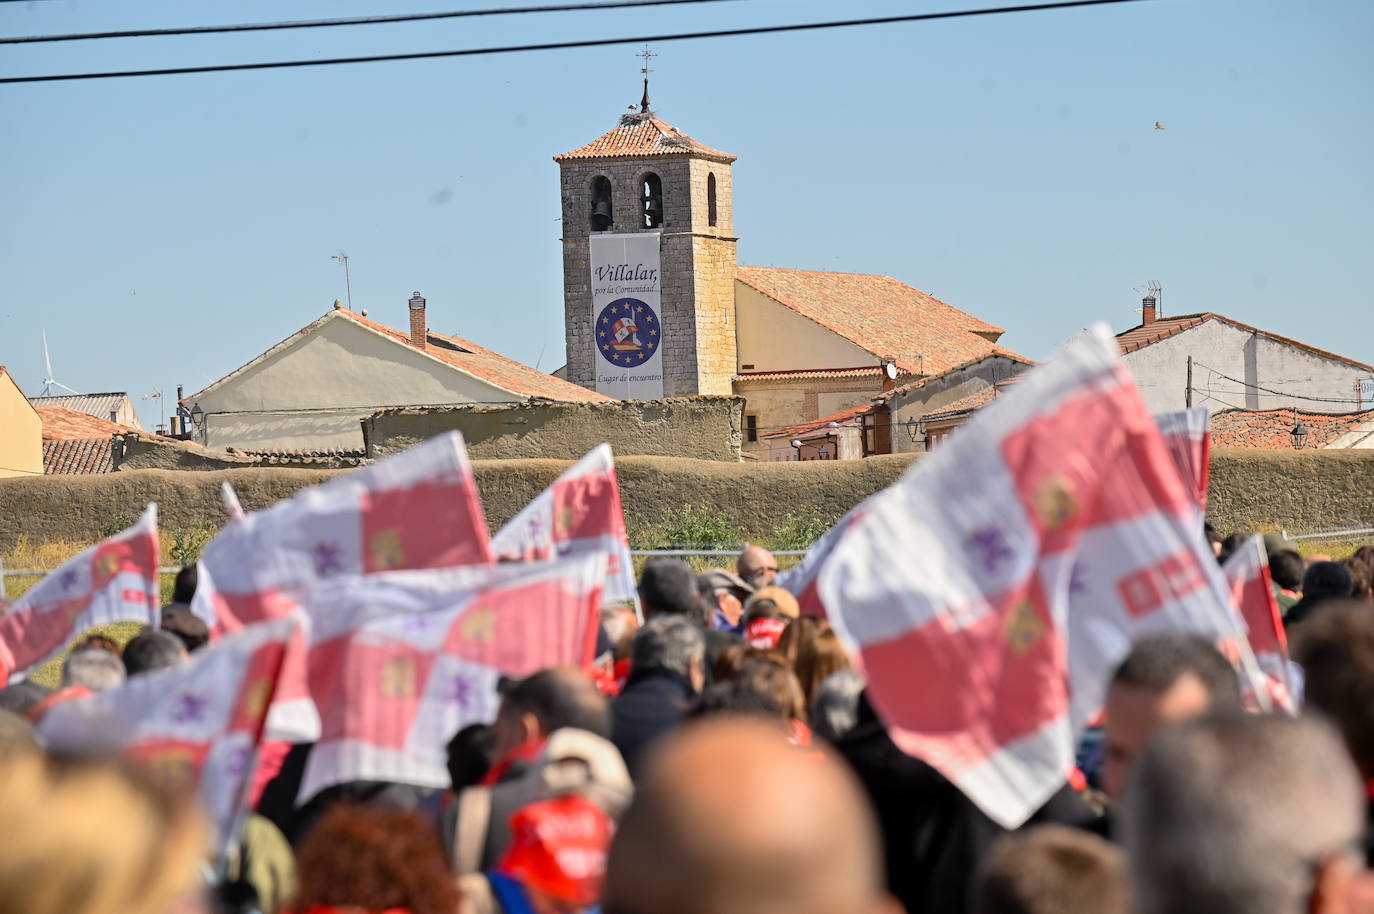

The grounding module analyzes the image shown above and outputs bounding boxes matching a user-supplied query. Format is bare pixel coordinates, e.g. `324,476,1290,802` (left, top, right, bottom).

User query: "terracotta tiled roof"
761,401,876,440
35,403,134,441
734,366,883,383
1210,407,1374,450
186,308,610,406
735,266,1016,376
42,438,114,475
874,352,1036,403
554,112,735,163
921,387,999,423
1116,313,1374,371
29,393,143,430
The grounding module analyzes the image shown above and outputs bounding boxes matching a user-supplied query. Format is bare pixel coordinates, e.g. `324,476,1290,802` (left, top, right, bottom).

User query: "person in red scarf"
287,803,459,914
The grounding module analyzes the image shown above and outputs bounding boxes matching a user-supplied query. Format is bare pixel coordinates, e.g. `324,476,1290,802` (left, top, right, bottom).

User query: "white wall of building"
192,316,518,451
734,283,874,372
1122,319,1372,416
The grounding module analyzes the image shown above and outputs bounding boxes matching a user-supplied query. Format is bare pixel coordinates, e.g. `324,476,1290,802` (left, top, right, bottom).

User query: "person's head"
1205,520,1223,557
1122,713,1368,914
693,656,807,726
1217,532,1248,565
1269,549,1305,592
793,624,851,708
446,721,495,791
1303,561,1354,603
170,565,198,605
72,633,123,658
603,718,896,914
809,670,866,744
639,558,703,621
61,646,127,693
704,628,747,685
0,752,206,914
737,545,779,590
1292,601,1374,780
293,802,459,914
775,615,823,668
1342,556,1372,602
631,614,707,690
743,586,800,623
492,666,611,762
698,570,754,628
159,608,209,654
1102,633,1242,799
122,629,189,678
600,603,640,657
0,679,52,716
971,825,1132,914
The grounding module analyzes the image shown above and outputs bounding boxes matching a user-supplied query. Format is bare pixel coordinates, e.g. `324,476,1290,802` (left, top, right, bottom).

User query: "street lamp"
905,416,920,442
1289,408,1310,450
790,438,802,461
189,402,205,441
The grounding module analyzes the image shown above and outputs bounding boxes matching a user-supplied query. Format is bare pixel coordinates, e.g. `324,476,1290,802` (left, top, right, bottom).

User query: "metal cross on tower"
637,44,656,112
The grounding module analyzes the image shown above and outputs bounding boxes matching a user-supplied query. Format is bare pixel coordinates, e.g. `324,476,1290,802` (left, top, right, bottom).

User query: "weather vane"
636,44,657,113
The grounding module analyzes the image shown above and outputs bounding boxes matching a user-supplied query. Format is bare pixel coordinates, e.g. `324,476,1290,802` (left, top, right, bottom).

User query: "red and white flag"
775,498,873,618
292,555,605,803
817,326,1248,828
490,444,638,608
198,432,493,636
0,504,160,682
1221,535,1295,709
1154,407,1211,512
37,614,301,851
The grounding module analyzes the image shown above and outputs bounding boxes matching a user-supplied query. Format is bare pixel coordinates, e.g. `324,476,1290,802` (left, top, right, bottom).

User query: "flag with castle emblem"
490,444,638,608
0,504,160,682
817,326,1248,828
1221,535,1295,708
1154,407,1211,512
294,554,605,803
198,432,493,636
37,614,301,851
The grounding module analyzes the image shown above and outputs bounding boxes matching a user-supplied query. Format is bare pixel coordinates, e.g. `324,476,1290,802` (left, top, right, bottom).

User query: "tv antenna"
331,251,352,310
41,330,79,396
141,388,166,433
1131,280,1162,316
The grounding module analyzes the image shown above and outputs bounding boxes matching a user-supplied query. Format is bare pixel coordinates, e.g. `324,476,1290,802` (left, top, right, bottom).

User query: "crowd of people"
2,535,1374,914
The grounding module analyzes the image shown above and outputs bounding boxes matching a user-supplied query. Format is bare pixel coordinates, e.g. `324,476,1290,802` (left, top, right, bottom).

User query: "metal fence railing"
1282,526,1374,543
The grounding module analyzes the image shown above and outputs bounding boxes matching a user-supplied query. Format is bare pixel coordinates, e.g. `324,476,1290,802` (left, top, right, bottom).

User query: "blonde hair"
0,752,207,914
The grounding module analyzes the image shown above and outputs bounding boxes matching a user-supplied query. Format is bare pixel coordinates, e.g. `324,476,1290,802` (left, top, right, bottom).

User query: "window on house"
641,173,663,228
746,415,757,442
590,176,613,231
707,173,717,227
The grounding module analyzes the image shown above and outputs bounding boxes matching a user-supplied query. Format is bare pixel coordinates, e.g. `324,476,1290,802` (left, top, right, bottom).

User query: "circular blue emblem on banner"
596,297,660,368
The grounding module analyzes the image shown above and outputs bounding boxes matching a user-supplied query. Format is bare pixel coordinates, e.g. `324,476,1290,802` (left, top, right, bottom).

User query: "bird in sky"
1155,121,1165,130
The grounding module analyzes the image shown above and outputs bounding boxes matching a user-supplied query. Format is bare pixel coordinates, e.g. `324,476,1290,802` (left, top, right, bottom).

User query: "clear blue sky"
2,0,1370,430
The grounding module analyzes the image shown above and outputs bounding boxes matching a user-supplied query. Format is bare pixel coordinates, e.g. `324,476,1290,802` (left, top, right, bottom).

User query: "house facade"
1117,298,1373,415
29,392,143,431
183,296,608,452
0,367,42,479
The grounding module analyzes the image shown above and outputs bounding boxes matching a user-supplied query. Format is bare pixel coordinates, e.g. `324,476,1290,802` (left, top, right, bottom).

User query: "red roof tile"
761,401,876,440
1116,313,1374,371
735,266,1017,376
36,404,136,441
42,438,114,475
554,112,735,163
921,387,999,422
1210,407,1374,450
734,366,883,383
874,353,1036,403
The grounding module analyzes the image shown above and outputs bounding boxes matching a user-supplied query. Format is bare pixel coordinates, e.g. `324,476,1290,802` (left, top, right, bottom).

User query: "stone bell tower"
554,81,738,397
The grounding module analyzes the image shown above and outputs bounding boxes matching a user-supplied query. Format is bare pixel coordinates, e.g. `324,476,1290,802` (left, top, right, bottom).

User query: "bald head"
738,546,778,590
603,718,893,914
492,666,610,760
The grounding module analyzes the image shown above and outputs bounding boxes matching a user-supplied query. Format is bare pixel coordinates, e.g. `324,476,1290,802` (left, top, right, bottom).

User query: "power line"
0,0,1148,84
0,0,754,46
1192,360,1370,406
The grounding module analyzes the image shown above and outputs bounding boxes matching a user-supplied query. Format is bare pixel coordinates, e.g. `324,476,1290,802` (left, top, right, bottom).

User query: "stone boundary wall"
2,450,1372,551
362,397,744,462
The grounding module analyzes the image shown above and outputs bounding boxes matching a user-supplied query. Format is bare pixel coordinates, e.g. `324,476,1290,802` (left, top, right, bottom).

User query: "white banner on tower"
589,232,664,399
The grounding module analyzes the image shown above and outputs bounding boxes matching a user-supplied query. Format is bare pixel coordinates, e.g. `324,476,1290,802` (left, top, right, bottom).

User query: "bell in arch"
591,197,613,231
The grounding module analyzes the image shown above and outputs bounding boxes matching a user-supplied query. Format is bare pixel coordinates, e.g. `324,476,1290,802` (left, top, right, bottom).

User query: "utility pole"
332,252,352,310
1186,355,1193,408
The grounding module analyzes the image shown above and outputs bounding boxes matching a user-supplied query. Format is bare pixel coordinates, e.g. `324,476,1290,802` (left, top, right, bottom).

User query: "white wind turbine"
41,330,79,396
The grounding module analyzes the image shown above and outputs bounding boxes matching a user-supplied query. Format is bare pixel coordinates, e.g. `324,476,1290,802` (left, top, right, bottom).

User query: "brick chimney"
408,291,427,350
1141,295,1157,326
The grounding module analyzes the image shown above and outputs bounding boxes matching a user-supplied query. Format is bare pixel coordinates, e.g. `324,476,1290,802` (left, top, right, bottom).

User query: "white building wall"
734,284,874,372
1121,319,1372,416
192,316,518,451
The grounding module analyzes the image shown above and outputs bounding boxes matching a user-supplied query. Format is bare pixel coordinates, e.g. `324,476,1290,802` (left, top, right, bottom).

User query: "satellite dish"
884,362,898,380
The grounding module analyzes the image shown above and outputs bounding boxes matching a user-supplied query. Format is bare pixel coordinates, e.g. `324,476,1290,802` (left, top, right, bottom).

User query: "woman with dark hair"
794,625,852,709
289,803,460,914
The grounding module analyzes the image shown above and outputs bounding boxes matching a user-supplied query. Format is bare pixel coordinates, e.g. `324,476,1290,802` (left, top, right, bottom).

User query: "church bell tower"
554,79,738,398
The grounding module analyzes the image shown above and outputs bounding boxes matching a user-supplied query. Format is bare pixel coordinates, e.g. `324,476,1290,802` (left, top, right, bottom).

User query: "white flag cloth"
290,555,606,804
817,325,1249,829
0,504,160,682
1153,406,1211,512
198,432,493,636
774,496,874,617
1221,535,1297,710
38,615,301,851
490,444,638,607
